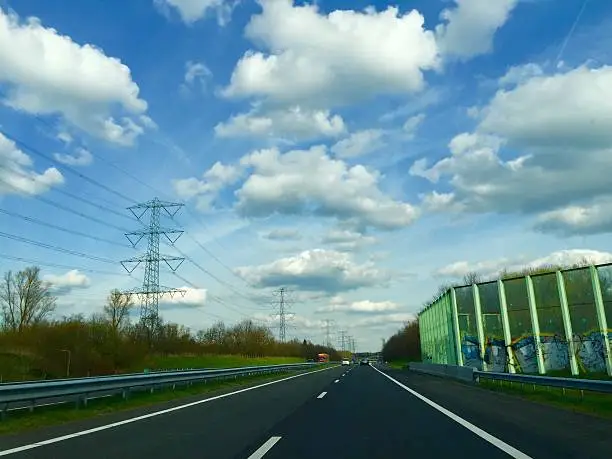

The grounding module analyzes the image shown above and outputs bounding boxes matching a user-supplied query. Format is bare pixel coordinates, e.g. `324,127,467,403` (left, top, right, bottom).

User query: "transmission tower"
120,197,186,338
323,319,334,348
273,287,292,342
338,330,347,352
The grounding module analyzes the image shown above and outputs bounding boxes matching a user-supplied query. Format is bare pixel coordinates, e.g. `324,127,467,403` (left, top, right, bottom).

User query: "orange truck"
317,353,329,363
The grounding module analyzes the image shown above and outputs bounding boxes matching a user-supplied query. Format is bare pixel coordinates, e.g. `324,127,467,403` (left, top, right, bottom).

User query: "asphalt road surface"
0,364,610,458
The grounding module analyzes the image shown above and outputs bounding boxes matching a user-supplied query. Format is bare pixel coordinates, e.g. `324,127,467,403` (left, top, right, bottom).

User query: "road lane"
241,364,518,459
0,366,345,459
3,364,610,458
379,365,612,459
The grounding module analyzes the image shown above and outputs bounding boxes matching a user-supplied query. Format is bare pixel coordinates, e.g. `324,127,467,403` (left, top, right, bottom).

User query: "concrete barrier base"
408,362,475,383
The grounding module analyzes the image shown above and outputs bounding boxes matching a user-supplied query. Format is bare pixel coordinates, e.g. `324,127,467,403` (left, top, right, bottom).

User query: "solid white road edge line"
0,366,340,457
247,436,282,459
317,392,327,399
370,365,533,459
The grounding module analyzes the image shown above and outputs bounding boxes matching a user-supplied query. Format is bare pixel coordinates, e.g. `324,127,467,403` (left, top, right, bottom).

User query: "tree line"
0,266,340,381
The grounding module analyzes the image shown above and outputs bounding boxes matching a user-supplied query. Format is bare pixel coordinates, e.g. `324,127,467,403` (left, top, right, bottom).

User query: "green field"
0,364,332,435
132,354,304,372
478,378,612,418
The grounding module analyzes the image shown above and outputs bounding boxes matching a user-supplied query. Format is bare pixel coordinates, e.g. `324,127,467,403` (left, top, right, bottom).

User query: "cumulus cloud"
0,132,64,196
43,270,90,295
320,229,376,252
0,8,152,146
316,297,399,314
434,249,612,280
175,145,419,232
402,113,425,139
235,146,419,232
154,0,236,25
222,1,439,107
161,286,207,306
216,0,439,140
173,161,242,210
215,106,346,142
331,130,385,159
435,0,519,60
234,249,389,293
412,65,612,235
352,312,416,328
498,63,544,88
261,228,302,241
53,147,93,167
180,60,213,94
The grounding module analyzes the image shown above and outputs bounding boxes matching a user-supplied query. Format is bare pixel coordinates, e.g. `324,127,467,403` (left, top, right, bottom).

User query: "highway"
0,364,610,458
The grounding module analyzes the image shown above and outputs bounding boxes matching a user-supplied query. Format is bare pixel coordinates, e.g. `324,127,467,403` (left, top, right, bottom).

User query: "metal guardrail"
474,370,612,394
0,362,319,415
408,362,612,394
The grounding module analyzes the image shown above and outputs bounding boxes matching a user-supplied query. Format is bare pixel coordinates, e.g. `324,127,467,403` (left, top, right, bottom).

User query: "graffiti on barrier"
459,330,612,374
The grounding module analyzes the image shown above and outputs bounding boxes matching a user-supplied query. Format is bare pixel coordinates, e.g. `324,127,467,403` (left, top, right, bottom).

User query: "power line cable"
0,128,135,204
0,253,125,276
0,207,131,248
0,174,131,233
0,231,116,264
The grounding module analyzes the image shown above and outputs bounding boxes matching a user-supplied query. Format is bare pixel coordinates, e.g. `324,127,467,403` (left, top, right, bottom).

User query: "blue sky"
1,0,611,351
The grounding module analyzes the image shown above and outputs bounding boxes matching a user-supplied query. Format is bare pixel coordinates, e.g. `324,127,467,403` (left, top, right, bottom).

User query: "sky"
1,0,612,352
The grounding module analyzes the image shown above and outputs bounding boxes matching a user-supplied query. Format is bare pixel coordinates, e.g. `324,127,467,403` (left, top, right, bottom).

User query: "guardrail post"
557,271,579,376
498,279,515,374
472,284,487,372
526,275,546,374
450,287,463,366
590,265,612,376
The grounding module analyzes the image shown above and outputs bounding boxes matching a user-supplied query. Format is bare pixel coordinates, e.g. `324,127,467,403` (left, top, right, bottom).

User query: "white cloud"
162,286,207,306
331,130,385,159
261,228,302,241
173,161,242,210
498,63,544,88
154,0,236,25
353,312,416,328
317,297,399,314
320,229,376,252
234,249,389,293
434,249,612,280
180,61,213,95
235,145,420,232
402,113,425,139
380,87,444,123
44,270,90,295
412,65,612,235
221,0,439,108
215,106,346,141
435,0,519,60
0,132,64,196
0,8,151,146
53,147,93,167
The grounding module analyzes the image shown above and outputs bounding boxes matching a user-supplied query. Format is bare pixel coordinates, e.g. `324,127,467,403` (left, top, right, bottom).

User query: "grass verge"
386,360,408,370
478,378,612,419
0,364,333,436
132,354,304,372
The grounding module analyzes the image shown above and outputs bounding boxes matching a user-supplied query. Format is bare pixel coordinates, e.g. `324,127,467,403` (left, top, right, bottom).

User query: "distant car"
341,359,350,366
360,359,369,366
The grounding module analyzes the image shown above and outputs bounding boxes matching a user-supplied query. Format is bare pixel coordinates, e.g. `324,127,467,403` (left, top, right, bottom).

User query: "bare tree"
103,289,133,333
462,271,482,285
0,267,56,332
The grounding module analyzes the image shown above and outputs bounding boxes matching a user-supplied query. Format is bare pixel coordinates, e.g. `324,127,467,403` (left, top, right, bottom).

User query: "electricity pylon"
272,287,292,342
120,198,186,340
